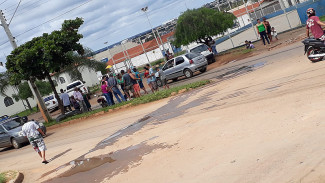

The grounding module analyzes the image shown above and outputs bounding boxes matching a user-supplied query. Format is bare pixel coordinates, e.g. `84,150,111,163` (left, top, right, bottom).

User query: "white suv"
188,44,215,64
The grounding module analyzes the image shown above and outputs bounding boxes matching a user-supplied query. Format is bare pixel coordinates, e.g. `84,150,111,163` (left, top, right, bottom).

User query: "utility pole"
0,10,51,122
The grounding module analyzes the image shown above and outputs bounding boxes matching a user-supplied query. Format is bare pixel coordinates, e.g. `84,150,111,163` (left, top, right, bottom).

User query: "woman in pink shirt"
101,81,113,106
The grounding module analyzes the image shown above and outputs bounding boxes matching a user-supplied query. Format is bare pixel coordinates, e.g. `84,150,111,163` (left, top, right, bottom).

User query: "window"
67,81,82,91
162,59,174,71
59,77,66,84
2,120,21,131
190,45,209,54
185,53,200,60
4,97,14,107
0,126,5,133
175,57,185,65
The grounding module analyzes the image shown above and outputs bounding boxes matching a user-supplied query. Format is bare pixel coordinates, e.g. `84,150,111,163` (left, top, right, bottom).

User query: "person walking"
101,80,113,106
73,87,87,112
128,69,141,98
60,89,72,112
256,19,270,46
107,73,126,103
21,117,48,164
133,68,148,94
306,8,325,40
79,89,92,111
263,17,272,42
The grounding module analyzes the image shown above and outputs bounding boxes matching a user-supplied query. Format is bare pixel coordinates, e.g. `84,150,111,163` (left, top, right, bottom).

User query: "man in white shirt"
73,87,87,112
60,89,72,112
21,120,48,164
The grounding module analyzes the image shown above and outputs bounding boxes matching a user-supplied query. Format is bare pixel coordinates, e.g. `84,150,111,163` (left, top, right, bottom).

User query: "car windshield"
67,81,82,90
44,95,54,102
190,45,209,53
185,53,200,60
2,120,21,131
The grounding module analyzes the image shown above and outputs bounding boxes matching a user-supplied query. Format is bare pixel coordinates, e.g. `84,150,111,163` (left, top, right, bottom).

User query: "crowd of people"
100,64,169,106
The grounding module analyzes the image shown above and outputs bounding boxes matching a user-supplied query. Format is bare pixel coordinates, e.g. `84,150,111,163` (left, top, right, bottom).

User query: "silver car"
162,52,208,81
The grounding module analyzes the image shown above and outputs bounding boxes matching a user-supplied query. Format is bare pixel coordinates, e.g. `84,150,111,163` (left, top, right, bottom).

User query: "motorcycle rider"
306,8,325,40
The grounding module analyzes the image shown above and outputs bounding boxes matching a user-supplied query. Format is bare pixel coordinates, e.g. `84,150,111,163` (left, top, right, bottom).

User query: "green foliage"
174,50,186,57
320,15,325,21
0,72,11,97
0,173,6,183
16,81,53,100
44,80,211,127
6,17,84,83
174,8,236,47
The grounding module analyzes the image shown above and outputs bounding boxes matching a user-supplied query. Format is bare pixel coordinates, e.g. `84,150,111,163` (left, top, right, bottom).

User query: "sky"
0,0,213,72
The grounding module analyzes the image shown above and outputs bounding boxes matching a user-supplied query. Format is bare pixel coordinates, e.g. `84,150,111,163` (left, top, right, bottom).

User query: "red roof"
107,31,174,66
232,1,264,17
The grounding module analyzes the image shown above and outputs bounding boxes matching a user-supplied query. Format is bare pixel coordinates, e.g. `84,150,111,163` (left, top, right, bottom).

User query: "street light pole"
141,7,166,61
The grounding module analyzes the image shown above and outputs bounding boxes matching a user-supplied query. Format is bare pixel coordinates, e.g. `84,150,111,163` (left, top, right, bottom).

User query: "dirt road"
1,41,325,183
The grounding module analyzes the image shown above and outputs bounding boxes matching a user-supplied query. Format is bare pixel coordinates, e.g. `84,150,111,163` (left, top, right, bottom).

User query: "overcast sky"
0,0,213,72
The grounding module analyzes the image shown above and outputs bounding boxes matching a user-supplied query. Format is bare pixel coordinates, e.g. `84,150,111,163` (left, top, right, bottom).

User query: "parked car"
188,44,215,64
0,115,9,122
43,94,58,111
66,80,89,97
0,116,46,149
162,52,208,81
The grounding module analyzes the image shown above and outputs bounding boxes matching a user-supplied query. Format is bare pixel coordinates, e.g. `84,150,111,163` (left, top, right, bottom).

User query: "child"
271,27,278,40
245,40,250,49
248,41,255,49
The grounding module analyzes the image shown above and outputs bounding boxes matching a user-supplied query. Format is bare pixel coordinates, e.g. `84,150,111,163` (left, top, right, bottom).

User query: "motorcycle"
97,94,108,108
302,38,325,62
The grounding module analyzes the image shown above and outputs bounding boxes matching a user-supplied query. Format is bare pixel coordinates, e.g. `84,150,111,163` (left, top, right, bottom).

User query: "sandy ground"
1,29,325,183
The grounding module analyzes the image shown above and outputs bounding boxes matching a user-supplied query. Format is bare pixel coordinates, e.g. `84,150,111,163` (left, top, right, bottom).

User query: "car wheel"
12,138,22,149
156,79,162,87
184,69,193,78
200,68,207,73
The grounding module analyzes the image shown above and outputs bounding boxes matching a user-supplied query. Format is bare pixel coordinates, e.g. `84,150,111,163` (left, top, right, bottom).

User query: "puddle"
217,62,266,80
43,143,173,183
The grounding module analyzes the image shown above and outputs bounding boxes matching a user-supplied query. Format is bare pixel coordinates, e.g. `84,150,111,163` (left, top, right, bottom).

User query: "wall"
0,86,37,116
296,0,325,24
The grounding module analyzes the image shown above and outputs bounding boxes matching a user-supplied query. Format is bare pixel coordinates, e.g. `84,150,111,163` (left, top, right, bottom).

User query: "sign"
101,58,108,63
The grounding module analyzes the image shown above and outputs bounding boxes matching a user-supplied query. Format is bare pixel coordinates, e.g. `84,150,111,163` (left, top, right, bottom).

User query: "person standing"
157,68,169,89
107,73,126,103
263,17,272,42
133,68,148,94
145,64,159,92
121,70,133,99
21,118,48,164
101,81,113,106
271,27,278,40
79,88,92,111
128,69,141,98
60,89,72,112
306,8,325,40
256,19,270,46
102,76,115,105
73,87,87,112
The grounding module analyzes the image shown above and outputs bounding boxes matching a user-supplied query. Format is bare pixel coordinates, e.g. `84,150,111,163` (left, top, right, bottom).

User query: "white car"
43,94,58,111
187,44,215,64
66,80,89,97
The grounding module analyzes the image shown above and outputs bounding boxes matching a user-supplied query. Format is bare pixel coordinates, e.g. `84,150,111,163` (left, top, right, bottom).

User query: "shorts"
29,137,47,152
161,78,167,86
138,80,144,89
151,81,158,90
125,84,134,93
133,83,140,92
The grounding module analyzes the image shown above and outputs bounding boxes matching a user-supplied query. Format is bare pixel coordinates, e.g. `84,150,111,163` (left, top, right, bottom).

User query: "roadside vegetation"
13,106,38,117
0,173,5,183
0,171,18,183
45,80,211,127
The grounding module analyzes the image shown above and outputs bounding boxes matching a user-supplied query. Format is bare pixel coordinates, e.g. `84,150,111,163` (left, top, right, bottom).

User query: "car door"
162,59,175,80
173,56,187,78
0,125,11,147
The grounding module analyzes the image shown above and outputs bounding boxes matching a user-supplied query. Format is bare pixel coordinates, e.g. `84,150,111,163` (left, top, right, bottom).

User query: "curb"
8,172,24,183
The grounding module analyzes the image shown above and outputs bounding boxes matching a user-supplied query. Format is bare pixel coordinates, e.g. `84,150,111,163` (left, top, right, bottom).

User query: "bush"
0,173,5,183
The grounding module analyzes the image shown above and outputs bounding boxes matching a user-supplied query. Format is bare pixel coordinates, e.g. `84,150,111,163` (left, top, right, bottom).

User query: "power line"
15,0,94,38
8,0,22,25
0,0,8,6
10,0,52,18
6,0,43,16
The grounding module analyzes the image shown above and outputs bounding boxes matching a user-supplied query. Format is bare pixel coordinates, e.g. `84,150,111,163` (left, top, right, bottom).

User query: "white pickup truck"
66,80,89,97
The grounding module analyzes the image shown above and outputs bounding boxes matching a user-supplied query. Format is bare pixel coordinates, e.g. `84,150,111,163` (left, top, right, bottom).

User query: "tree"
6,17,84,115
174,8,236,47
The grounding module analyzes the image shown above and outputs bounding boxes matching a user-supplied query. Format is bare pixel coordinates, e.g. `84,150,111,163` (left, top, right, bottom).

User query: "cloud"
0,0,212,63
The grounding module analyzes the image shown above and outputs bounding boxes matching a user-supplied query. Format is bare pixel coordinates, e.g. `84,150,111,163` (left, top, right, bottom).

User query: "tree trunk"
47,74,65,115
25,99,32,111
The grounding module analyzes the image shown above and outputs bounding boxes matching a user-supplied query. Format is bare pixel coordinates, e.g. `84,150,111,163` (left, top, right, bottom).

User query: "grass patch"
0,173,5,183
241,49,254,54
45,80,211,127
88,85,100,94
174,50,186,57
13,106,38,117
320,15,325,21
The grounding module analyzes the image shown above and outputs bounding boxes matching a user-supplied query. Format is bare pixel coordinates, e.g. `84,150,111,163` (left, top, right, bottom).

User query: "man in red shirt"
306,8,325,40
